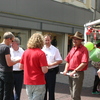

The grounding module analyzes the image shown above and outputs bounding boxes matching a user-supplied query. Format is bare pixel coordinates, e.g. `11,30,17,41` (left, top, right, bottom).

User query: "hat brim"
72,36,84,41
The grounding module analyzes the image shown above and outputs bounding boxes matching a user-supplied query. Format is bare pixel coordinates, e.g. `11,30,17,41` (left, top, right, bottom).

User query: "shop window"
96,0,100,13
42,31,65,59
77,0,86,3
12,31,29,50
68,35,73,52
0,28,30,50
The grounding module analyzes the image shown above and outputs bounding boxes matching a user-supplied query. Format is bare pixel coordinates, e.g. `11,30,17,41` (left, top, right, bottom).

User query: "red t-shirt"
65,44,89,71
20,48,48,85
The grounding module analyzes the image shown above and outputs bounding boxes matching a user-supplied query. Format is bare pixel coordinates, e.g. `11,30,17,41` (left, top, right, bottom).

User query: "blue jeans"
11,71,23,100
26,85,45,100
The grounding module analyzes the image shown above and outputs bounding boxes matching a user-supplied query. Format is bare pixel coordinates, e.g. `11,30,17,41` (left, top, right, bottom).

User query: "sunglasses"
10,38,14,42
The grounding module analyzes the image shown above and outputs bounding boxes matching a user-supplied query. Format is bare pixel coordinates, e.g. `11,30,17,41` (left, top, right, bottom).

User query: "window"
77,0,86,3
53,0,63,3
96,0,100,12
0,27,30,49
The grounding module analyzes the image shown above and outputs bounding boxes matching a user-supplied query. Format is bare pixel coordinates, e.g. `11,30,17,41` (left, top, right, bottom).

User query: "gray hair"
3,32,15,39
13,37,20,45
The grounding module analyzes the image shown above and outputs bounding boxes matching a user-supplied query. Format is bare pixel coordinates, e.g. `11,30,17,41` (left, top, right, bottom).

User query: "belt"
48,66,58,72
48,68,55,72
68,70,83,73
13,70,23,73
69,70,83,71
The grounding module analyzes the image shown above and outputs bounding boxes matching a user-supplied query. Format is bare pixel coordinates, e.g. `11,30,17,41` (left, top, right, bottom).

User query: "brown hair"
44,34,52,40
3,32,15,39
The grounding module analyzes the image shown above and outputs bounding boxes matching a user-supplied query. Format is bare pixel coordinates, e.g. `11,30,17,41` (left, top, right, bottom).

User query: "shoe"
92,91,100,94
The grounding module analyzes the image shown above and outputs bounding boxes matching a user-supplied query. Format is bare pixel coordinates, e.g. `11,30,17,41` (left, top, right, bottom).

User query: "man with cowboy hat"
62,31,89,100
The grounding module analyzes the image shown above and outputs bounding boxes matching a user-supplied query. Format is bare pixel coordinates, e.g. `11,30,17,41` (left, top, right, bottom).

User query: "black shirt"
0,44,12,72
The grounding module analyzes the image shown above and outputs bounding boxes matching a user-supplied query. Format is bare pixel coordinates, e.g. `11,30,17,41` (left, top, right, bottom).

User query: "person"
91,42,100,94
62,31,89,100
42,34,62,100
0,32,20,100
91,63,100,94
10,38,24,100
19,33,48,100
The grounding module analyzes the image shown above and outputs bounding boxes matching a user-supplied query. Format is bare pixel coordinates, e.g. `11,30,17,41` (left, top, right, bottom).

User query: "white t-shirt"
10,47,24,71
42,45,62,69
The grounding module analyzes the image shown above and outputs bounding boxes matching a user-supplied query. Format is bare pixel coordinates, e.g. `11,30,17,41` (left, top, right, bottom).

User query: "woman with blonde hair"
20,33,48,100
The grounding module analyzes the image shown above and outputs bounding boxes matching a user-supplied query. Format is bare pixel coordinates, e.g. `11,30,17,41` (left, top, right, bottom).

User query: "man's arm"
48,60,62,67
74,62,87,71
5,54,20,67
69,62,87,77
62,62,69,75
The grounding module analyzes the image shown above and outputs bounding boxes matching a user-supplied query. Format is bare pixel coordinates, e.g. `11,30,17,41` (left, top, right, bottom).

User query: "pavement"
20,62,100,100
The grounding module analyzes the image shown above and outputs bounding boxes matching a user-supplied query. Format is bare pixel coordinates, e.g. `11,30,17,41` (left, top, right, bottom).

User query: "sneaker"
92,91,100,94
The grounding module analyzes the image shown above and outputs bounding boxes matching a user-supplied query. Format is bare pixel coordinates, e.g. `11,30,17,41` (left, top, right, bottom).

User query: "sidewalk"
20,63,100,100
21,83,100,100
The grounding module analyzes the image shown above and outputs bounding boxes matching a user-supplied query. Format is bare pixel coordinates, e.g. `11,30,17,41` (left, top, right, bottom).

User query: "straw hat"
72,31,84,41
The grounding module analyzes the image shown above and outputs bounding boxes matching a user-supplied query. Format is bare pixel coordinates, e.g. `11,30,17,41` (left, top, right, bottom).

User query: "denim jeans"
26,84,45,100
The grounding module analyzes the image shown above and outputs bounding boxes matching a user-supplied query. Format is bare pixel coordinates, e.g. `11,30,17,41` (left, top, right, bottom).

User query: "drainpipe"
93,0,97,21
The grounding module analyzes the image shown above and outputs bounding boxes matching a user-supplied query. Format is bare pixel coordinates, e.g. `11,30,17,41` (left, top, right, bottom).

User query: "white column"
84,26,87,44
63,34,68,63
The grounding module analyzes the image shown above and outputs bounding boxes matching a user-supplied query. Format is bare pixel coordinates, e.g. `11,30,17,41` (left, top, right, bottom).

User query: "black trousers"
11,71,23,100
44,68,57,100
92,75,100,92
0,72,13,100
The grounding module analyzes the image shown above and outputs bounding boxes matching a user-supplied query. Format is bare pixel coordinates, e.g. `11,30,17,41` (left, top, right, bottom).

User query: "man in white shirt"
42,34,62,100
10,38,24,100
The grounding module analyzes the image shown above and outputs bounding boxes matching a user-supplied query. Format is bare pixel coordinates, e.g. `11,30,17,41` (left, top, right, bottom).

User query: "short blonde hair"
27,33,44,49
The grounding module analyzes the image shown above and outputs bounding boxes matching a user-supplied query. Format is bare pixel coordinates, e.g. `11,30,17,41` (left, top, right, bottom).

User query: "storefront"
0,27,30,49
0,27,73,60
0,0,93,61
31,30,70,59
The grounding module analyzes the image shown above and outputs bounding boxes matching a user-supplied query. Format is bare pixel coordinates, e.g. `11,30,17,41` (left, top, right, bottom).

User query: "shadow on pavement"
55,82,100,98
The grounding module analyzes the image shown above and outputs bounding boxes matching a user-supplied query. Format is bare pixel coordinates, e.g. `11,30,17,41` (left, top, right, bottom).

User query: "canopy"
84,19,100,43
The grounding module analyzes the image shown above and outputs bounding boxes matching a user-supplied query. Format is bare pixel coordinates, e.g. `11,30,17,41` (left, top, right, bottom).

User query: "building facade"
0,0,99,60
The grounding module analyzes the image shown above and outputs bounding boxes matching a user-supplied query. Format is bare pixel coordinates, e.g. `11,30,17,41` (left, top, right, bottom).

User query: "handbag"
91,61,100,69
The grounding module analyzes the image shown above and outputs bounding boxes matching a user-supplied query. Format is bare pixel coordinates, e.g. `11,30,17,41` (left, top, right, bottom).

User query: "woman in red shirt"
19,33,48,100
